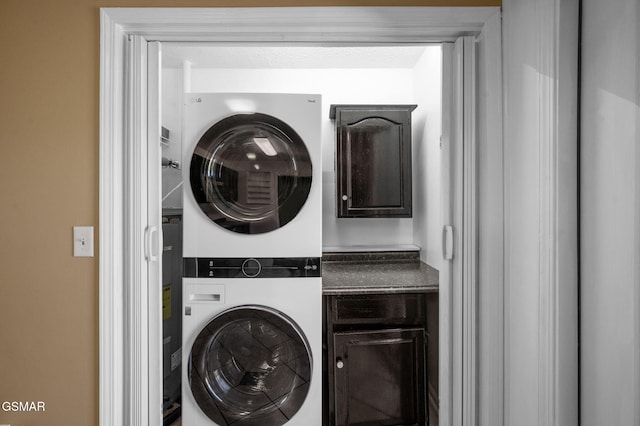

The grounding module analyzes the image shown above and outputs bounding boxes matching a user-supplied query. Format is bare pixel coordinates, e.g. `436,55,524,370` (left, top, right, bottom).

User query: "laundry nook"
159,44,442,426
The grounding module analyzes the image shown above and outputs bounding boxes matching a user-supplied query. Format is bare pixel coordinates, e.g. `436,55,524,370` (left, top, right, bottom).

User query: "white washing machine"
182,257,322,426
183,93,322,258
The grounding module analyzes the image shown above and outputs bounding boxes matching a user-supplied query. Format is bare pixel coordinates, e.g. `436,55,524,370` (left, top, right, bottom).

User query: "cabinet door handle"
336,358,345,369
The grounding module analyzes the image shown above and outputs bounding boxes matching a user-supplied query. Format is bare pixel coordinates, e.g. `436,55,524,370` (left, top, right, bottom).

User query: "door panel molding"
476,11,505,426
124,34,150,426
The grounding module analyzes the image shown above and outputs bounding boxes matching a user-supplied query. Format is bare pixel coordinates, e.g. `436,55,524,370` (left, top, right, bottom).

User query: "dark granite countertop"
322,250,439,295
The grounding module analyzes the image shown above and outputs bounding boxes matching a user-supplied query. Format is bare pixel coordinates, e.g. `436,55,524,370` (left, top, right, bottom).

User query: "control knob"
241,258,262,278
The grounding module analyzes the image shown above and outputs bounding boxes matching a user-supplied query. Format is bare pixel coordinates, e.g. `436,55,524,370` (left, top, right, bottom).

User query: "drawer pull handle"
336,358,344,369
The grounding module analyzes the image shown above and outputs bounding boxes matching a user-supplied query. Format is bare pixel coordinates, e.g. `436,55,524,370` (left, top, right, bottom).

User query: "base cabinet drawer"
331,293,427,326
332,328,427,426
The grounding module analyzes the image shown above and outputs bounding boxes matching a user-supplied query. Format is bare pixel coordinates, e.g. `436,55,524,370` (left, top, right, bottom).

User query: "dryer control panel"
183,257,321,278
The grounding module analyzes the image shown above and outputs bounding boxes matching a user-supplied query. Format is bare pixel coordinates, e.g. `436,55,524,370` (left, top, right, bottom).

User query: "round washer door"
190,113,312,234
189,305,313,425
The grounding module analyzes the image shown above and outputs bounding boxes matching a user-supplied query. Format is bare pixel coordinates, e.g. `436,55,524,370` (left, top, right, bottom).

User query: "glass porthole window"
190,113,313,234
188,306,313,425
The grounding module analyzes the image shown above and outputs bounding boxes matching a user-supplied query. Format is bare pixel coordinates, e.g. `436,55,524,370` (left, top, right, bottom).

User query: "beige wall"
0,0,499,424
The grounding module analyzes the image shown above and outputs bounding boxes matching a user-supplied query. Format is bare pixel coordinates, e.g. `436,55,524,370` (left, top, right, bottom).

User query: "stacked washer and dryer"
181,93,323,426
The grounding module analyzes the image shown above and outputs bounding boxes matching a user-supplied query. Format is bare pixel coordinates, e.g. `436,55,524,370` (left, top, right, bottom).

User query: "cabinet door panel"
346,117,403,209
332,105,416,218
333,328,426,426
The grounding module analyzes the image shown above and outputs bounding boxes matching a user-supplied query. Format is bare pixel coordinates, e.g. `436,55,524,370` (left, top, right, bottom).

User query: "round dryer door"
188,305,313,425
190,113,312,234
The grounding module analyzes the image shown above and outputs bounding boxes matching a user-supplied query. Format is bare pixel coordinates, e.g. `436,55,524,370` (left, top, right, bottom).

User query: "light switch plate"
74,226,94,257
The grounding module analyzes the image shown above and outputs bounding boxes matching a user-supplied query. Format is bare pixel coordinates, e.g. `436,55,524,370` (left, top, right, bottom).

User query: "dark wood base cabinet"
324,293,434,426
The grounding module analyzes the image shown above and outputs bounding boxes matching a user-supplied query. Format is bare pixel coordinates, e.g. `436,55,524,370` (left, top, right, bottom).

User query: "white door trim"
99,11,126,425
502,0,579,425
99,7,502,426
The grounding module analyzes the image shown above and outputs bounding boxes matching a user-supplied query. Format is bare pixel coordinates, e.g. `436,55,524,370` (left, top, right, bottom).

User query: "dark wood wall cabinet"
324,293,430,426
330,104,417,218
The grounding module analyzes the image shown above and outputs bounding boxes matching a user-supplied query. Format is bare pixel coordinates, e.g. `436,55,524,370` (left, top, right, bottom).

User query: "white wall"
581,1,640,424
412,47,442,269
163,49,442,261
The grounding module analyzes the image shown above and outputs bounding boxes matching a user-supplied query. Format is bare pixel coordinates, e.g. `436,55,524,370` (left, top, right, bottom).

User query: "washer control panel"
183,257,321,278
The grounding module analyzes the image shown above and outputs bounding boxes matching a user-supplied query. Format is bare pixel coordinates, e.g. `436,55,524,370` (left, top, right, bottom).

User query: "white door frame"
100,7,503,426
501,1,580,425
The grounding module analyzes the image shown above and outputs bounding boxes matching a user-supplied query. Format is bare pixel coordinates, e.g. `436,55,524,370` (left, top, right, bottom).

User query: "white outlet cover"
73,226,94,257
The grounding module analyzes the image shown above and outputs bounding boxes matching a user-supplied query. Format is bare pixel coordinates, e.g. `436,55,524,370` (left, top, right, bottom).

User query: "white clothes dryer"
183,93,322,258
181,257,322,426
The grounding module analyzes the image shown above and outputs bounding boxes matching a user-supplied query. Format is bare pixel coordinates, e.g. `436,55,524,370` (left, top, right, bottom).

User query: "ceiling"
162,44,437,70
